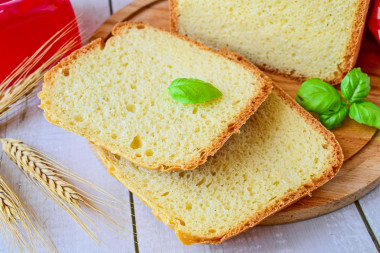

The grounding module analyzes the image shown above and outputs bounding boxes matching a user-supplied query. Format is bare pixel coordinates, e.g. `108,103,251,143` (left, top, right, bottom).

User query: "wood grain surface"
90,0,380,225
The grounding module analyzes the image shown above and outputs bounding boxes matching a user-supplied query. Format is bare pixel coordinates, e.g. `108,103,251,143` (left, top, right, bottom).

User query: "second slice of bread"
95,84,343,245
39,22,272,171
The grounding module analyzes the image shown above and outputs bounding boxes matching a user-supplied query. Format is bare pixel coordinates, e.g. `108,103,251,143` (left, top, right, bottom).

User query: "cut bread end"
170,0,370,85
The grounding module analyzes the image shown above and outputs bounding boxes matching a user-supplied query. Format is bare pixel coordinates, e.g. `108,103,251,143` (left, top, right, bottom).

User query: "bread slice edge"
169,0,370,85
94,83,343,245
39,21,273,172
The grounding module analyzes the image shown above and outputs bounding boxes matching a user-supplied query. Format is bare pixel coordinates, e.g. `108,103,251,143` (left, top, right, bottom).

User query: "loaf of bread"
170,0,370,84
94,84,343,245
39,22,272,171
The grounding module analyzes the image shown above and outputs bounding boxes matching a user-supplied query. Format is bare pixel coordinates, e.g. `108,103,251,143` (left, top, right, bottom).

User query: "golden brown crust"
94,83,343,245
339,0,370,84
39,21,272,172
43,38,105,86
169,0,370,85
174,86,343,245
169,0,179,32
271,85,343,173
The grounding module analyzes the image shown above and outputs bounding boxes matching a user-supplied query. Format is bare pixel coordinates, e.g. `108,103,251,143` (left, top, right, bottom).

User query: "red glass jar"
0,0,81,83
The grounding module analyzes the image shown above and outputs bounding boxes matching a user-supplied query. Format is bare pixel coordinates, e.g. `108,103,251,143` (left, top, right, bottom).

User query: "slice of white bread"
94,85,343,245
170,0,370,84
39,22,272,171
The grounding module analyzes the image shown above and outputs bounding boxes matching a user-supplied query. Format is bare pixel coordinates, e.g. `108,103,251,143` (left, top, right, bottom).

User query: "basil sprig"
319,104,349,130
349,101,380,129
341,68,370,102
168,78,222,104
296,78,342,114
296,68,380,130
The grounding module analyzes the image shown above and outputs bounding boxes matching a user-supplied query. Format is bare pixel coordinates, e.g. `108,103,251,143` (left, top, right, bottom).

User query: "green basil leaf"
341,68,370,102
168,78,223,104
296,78,342,114
319,104,349,130
349,101,380,129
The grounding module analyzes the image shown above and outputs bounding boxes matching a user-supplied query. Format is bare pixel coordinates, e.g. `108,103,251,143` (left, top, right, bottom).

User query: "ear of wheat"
0,175,57,252
1,138,130,243
0,14,133,248
0,18,82,120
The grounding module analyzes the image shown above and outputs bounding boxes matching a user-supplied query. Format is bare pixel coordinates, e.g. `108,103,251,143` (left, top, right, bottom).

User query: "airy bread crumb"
171,0,369,84
95,86,343,245
39,22,272,171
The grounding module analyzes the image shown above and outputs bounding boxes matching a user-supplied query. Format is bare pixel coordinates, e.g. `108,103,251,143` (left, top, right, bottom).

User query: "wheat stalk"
0,18,82,119
0,181,19,223
0,138,129,242
0,175,56,252
2,138,83,207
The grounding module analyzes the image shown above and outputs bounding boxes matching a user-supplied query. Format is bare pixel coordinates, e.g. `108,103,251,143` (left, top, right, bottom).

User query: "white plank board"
112,0,134,13
70,0,112,43
132,196,377,253
0,98,136,252
0,0,136,250
359,185,380,241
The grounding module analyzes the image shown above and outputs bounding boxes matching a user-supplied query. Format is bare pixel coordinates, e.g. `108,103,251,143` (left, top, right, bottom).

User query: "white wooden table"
0,0,379,252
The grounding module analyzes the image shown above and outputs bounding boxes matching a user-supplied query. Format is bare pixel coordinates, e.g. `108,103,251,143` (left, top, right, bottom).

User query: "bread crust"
39,21,273,172
169,0,370,85
340,0,370,84
94,81,343,245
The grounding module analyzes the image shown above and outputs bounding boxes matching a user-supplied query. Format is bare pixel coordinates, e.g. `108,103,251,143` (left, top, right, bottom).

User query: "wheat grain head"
0,175,57,252
1,138,130,242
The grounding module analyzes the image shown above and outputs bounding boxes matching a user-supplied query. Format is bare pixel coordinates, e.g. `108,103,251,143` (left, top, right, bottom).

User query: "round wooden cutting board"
90,0,380,225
